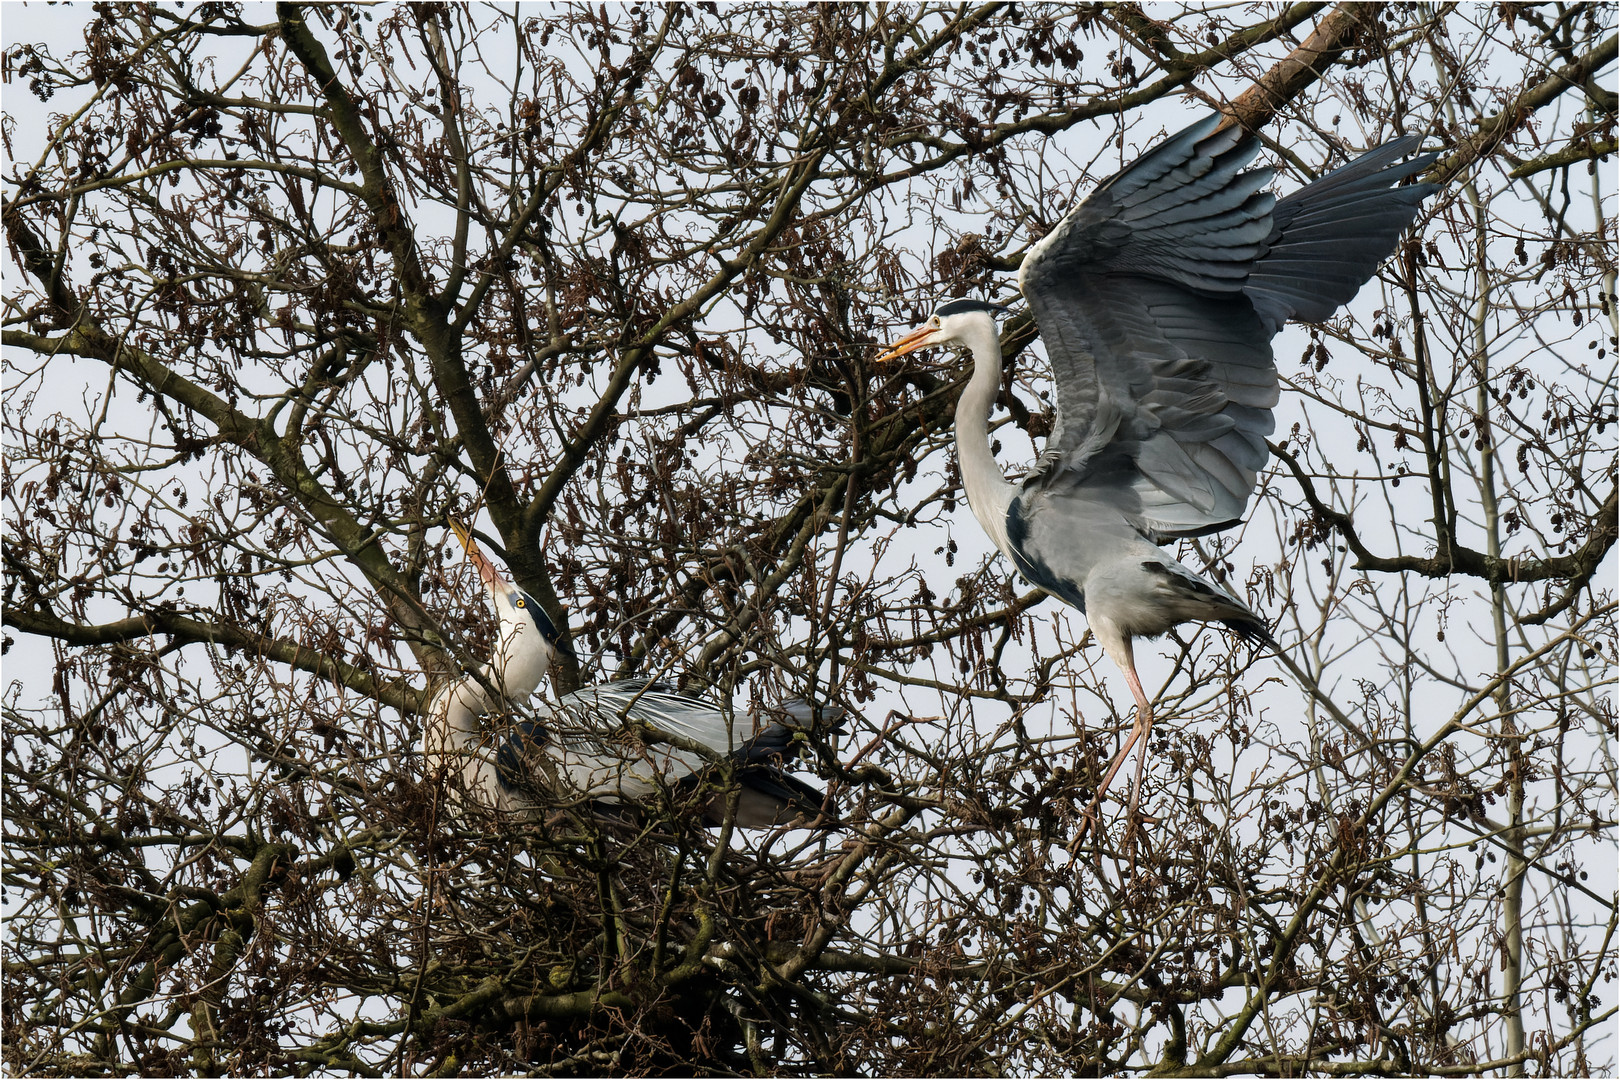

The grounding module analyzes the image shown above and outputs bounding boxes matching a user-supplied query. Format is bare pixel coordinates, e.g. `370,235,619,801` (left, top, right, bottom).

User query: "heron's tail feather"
691,769,837,828
1221,614,1278,650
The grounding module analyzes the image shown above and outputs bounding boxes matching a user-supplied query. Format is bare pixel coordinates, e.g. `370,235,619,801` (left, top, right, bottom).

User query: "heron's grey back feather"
1015,116,1435,543
496,680,841,825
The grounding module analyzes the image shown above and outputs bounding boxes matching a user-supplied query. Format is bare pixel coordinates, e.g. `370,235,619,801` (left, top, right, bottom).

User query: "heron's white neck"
482,622,552,701
953,319,1018,557
424,675,486,754
424,631,548,756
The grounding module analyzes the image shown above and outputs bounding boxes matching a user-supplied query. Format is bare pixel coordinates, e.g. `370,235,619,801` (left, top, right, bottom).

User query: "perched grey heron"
423,520,839,826
878,115,1438,834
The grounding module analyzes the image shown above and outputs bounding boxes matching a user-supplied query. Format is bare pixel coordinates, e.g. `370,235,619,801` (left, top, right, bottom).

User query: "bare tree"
4,3,1613,1075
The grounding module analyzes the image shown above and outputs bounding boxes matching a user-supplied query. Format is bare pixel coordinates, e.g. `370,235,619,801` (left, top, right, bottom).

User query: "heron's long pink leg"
1075,643,1156,842
1125,717,1154,815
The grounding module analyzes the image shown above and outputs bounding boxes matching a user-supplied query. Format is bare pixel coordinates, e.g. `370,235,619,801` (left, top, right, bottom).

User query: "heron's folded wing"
537,685,838,820
546,685,714,787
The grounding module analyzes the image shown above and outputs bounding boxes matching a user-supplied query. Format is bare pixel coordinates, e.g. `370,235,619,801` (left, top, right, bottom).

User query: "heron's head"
448,518,573,698
876,298,1010,363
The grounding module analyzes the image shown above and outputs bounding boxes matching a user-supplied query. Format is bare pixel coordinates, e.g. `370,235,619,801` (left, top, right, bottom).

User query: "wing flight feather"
1015,116,1435,539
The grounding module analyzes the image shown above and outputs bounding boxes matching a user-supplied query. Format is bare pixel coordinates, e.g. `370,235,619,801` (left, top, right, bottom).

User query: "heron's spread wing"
1020,116,1275,300
1246,136,1437,334
1016,116,1434,539
1026,271,1279,538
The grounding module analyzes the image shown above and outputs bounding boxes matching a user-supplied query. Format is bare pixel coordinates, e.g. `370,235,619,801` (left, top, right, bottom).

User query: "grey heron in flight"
878,114,1438,836
423,520,839,827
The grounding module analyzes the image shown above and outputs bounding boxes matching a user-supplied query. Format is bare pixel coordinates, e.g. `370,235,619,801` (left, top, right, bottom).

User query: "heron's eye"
515,597,526,608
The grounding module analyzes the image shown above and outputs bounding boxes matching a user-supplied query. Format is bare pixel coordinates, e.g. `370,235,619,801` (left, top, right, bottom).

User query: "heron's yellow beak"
875,324,942,364
448,517,507,593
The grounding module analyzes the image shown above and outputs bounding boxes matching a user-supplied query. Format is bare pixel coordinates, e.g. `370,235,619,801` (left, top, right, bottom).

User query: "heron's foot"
1070,809,1097,849
1119,809,1160,854
1067,803,1131,872
1067,785,1162,870
1069,790,1112,851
